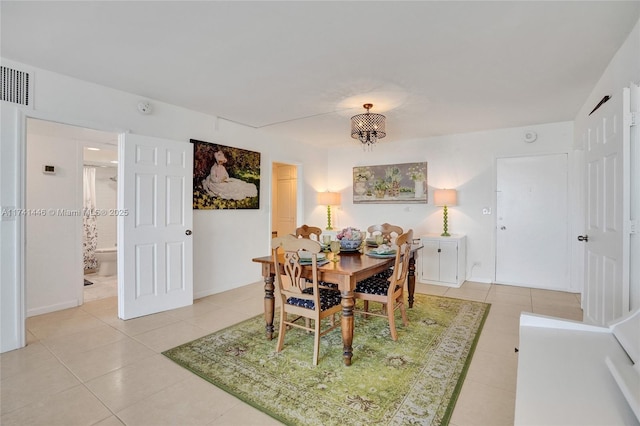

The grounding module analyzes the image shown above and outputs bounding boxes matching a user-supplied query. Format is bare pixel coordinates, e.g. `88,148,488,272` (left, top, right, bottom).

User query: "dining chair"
354,229,413,341
367,223,403,245
295,224,323,241
271,234,342,365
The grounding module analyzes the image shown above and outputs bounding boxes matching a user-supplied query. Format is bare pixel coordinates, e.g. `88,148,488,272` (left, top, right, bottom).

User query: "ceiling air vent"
1,66,31,107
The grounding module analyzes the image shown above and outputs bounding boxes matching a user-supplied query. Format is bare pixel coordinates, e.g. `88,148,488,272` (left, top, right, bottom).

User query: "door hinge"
629,220,639,235
629,112,638,127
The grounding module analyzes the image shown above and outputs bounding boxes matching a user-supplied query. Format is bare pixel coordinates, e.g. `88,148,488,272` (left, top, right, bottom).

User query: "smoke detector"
524,131,537,143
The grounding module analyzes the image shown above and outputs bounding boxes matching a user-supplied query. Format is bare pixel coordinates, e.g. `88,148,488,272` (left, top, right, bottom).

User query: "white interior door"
118,134,193,320
495,154,569,290
582,87,632,325
273,163,297,237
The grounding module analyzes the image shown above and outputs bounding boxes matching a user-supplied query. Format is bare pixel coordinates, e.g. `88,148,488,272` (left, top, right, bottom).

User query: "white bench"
515,309,640,425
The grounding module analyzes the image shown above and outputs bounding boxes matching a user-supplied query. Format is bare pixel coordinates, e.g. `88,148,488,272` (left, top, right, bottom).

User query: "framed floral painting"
191,139,260,209
353,162,427,204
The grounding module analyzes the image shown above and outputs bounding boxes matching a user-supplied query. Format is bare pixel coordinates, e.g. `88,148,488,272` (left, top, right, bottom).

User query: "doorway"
272,162,298,238
495,153,570,290
25,118,119,317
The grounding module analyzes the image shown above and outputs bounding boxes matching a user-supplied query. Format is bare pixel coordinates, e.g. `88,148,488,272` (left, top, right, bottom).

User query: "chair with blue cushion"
272,234,342,365
354,229,413,341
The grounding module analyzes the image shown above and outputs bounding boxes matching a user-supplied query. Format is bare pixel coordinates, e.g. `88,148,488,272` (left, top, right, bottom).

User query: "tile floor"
0,281,582,426
83,274,118,302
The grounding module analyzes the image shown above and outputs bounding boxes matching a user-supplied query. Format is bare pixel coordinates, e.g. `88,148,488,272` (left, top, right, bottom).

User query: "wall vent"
1,66,31,106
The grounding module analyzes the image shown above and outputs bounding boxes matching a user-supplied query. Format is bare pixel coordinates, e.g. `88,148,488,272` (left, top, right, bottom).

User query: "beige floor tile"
186,305,254,333
464,350,518,393
444,287,489,302
93,416,126,426
0,361,81,413
531,287,581,304
80,295,118,315
450,379,516,426
531,304,584,321
0,341,59,380
475,327,520,357
27,310,106,340
0,384,112,426
491,283,532,297
58,337,156,382
41,324,127,358
86,354,192,412
485,290,532,310
116,376,241,425
165,298,220,320
106,311,181,336
483,310,521,336
415,283,449,296
460,281,492,291
134,320,209,353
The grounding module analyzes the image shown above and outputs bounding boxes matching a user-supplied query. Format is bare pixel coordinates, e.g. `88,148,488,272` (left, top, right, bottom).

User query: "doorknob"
577,235,588,242
500,226,507,230
185,229,192,236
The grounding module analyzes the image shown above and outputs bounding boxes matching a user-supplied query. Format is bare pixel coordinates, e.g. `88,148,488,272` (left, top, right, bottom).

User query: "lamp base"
441,205,451,237
326,205,333,230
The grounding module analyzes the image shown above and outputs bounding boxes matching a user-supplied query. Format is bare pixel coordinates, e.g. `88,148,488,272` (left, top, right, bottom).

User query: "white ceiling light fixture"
350,103,386,150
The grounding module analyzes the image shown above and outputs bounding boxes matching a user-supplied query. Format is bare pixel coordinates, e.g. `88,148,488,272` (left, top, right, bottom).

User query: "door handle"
185,229,192,236
500,226,506,230
577,235,588,242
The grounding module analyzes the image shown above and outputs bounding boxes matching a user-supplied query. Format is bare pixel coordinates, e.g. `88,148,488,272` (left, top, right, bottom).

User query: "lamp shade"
317,191,341,206
434,189,457,207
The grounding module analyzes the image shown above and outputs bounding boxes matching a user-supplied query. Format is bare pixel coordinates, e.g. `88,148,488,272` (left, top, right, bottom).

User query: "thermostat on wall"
42,165,56,175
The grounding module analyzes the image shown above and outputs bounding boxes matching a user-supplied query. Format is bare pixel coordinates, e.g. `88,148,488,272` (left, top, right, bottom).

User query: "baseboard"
27,299,79,317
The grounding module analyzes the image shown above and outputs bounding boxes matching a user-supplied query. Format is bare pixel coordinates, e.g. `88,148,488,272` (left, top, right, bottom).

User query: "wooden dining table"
252,243,422,366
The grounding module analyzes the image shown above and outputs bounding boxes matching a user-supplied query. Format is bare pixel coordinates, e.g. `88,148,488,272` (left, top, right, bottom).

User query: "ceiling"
3,1,640,147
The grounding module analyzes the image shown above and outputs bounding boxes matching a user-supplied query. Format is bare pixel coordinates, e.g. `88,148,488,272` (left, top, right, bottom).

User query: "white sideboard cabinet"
419,234,466,287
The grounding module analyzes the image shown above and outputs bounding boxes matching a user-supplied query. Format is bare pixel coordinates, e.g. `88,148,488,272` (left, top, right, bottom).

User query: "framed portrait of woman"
191,139,261,210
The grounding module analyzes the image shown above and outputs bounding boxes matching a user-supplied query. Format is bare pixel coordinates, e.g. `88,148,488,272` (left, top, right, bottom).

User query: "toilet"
95,247,117,276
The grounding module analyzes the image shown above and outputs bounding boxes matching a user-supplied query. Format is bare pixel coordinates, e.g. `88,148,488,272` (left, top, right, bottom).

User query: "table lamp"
317,191,341,230
434,189,457,237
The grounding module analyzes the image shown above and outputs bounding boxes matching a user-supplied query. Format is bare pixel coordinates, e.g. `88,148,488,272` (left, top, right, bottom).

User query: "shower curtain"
83,167,98,271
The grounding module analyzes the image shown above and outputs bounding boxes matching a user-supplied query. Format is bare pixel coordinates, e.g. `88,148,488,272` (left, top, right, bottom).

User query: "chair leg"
399,299,408,326
388,303,398,341
363,300,369,318
276,310,287,352
313,317,321,365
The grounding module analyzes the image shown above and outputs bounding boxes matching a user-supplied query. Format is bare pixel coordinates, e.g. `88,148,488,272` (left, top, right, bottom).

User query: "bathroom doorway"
82,144,119,301
25,118,119,317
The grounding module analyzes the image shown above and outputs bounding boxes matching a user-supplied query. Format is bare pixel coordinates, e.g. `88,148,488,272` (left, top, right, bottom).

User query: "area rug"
163,294,490,426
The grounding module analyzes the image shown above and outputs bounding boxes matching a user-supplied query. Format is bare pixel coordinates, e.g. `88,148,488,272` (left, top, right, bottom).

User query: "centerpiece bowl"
336,227,363,250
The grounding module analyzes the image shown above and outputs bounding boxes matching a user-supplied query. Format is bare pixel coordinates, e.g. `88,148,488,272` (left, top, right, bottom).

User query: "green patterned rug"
163,294,490,426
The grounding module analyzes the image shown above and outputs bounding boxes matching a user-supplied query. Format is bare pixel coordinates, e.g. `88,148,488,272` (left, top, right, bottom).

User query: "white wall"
25,131,83,316
326,122,575,285
573,17,640,311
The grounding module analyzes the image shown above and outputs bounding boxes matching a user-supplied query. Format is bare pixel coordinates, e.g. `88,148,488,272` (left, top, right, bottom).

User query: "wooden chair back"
367,223,403,243
295,224,322,241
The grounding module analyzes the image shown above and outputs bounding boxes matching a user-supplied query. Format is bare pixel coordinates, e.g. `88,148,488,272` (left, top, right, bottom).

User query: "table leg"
262,268,275,340
407,253,416,308
340,290,355,366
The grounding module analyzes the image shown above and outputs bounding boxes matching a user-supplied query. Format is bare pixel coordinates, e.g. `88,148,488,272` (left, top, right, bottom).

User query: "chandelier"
350,103,386,149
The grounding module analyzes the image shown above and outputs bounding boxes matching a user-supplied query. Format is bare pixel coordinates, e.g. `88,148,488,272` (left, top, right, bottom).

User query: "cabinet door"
439,240,459,284
421,239,441,282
